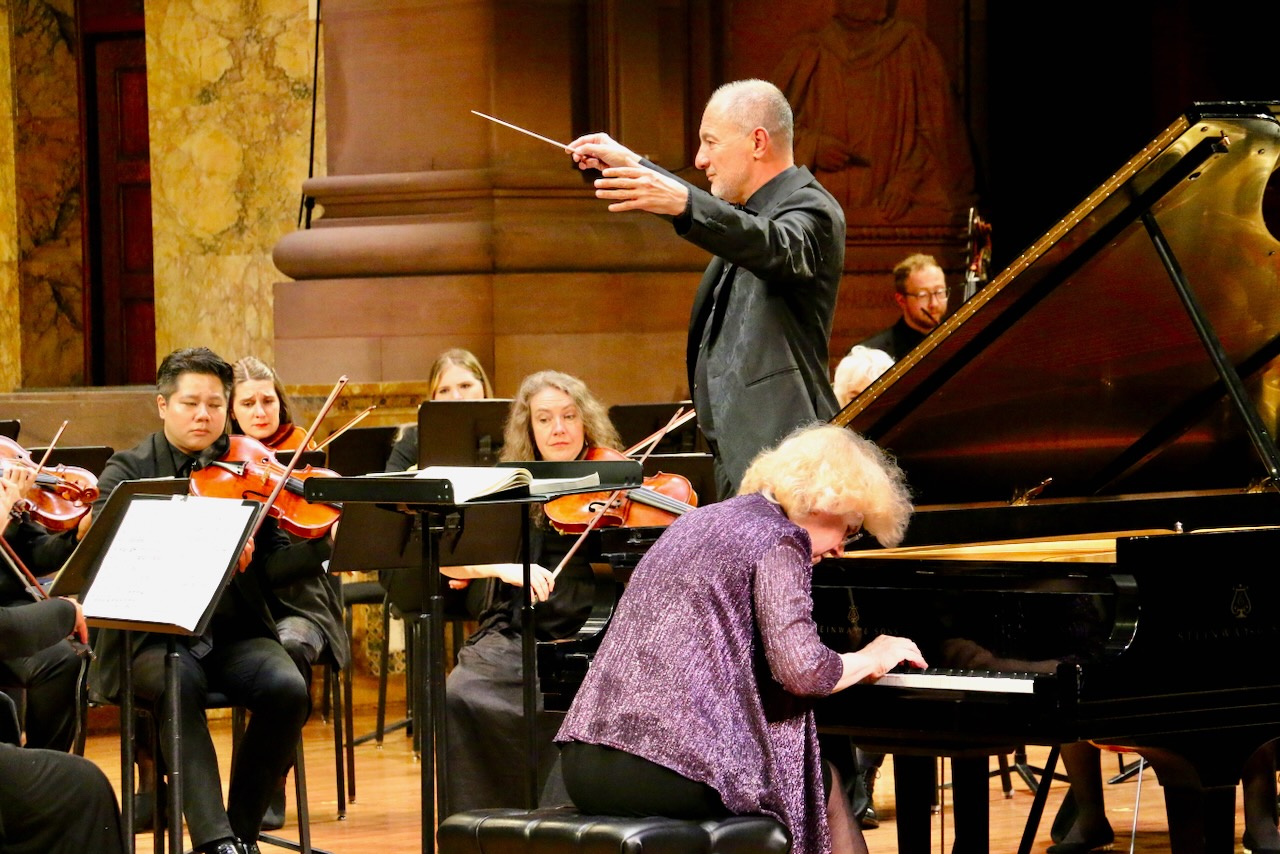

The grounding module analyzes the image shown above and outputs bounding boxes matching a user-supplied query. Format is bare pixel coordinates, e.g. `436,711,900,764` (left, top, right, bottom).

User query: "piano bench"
437,807,791,854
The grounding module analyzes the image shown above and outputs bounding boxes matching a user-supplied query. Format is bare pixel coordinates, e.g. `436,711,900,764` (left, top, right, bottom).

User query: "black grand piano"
538,102,1280,854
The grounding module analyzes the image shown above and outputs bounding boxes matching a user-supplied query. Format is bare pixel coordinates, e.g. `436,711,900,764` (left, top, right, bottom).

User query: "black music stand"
28,445,114,476
608,401,706,454
0,419,20,439
305,459,642,854
56,482,258,854
417,399,513,467
324,424,399,476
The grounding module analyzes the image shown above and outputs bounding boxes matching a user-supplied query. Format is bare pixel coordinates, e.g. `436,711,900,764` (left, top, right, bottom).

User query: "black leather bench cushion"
437,808,791,854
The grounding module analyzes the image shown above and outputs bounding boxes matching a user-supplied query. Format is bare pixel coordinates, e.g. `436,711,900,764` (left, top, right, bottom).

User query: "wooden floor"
79,672,1254,853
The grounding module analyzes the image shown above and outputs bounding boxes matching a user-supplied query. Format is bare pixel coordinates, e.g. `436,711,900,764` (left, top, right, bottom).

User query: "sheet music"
81,495,258,632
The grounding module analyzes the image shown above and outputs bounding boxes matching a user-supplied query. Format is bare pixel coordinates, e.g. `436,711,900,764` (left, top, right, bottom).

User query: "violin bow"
33,420,69,473
622,408,697,457
247,375,348,539
550,407,688,580
314,404,376,452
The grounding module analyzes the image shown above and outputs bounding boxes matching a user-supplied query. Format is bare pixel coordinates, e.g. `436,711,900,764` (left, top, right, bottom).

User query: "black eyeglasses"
902,288,951,302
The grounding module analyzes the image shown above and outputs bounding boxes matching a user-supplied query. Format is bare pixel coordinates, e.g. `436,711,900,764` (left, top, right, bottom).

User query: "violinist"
230,356,314,452
0,460,83,752
1,469,125,853
230,355,348,830
445,369,623,814
86,347,330,854
385,347,494,473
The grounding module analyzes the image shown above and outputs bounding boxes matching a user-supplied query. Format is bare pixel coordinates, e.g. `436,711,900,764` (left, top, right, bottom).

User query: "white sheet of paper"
82,495,258,632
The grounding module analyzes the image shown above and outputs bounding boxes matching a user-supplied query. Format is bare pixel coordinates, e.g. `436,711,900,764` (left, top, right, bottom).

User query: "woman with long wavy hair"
443,370,623,815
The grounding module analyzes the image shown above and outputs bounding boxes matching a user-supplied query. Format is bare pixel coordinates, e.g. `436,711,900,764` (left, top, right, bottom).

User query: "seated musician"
230,355,348,829
1055,740,1280,853
87,347,333,854
858,253,949,361
832,345,893,408
444,369,622,812
0,465,82,752
555,423,925,854
385,347,494,473
0,467,127,854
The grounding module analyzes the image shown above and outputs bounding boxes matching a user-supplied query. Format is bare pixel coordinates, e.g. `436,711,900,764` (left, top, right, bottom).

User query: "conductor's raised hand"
595,166,689,216
566,132,641,172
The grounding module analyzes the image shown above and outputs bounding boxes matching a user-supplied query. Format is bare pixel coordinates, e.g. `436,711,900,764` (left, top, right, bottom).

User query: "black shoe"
1244,830,1280,854
241,841,262,854
197,839,246,854
131,791,155,833
1045,828,1115,854
852,762,881,829
261,781,286,831
1050,789,1078,843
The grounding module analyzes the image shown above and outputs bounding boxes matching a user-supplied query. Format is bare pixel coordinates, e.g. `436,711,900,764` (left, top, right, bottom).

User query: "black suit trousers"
132,636,309,847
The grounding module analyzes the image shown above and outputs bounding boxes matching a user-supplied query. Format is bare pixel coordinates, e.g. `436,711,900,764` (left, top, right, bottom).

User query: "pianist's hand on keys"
837,634,926,691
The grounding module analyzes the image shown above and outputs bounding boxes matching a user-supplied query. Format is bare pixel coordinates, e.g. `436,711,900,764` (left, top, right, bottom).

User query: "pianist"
555,423,925,854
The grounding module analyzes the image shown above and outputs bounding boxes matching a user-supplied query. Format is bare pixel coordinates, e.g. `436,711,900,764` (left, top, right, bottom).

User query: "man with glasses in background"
860,253,950,361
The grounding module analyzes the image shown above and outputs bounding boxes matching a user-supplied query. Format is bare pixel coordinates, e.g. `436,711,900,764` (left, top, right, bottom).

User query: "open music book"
411,465,600,503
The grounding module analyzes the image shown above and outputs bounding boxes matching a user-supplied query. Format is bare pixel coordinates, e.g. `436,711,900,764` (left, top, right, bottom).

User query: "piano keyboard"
873,667,1039,695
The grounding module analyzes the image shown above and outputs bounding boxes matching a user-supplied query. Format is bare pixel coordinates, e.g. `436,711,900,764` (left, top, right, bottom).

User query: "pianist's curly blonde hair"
739,423,913,547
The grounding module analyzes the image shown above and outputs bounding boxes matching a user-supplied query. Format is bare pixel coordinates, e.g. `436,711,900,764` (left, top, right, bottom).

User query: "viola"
0,436,99,532
188,434,341,539
543,446,698,534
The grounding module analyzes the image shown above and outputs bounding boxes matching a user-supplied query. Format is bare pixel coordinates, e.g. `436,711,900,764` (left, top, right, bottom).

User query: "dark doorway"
79,0,153,385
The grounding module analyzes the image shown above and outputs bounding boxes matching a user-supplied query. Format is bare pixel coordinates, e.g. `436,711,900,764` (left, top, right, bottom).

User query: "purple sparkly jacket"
556,492,844,854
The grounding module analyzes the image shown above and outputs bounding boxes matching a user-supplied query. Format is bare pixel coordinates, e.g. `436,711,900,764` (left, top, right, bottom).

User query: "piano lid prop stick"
550,408,687,580
471,110,569,150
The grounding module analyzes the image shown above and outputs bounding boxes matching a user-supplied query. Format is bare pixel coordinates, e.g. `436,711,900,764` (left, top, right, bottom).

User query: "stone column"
273,0,710,404
145,0,323,365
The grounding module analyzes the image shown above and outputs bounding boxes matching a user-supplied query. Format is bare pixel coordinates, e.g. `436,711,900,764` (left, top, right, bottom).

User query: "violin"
543,446,698,534
0,436,99,532
188,434,341,539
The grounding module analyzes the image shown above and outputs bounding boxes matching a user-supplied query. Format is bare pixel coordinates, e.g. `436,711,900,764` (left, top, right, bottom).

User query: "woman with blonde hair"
445,370,625,814
556,423,923,854
385,348,494,472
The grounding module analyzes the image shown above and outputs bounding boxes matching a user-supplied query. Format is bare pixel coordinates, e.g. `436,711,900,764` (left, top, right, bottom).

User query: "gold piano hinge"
1010,477,1053,506
1244,476,1275,494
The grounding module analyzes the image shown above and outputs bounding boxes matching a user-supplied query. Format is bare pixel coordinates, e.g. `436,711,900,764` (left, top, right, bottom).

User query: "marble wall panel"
11,0,83,387
146,0,324,365
0,1,20,391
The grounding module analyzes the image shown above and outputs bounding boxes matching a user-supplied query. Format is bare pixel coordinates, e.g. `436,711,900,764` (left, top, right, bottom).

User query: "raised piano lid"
834,102,1280,520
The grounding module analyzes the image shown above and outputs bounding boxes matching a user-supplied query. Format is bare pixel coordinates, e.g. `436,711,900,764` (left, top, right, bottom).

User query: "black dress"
443,521,597,813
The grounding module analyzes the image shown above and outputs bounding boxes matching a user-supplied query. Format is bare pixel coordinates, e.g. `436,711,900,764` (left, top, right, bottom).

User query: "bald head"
695,80,795,204
707,79,794,155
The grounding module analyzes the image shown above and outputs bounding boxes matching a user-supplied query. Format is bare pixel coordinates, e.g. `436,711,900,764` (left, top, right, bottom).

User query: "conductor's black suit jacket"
649,162,845,491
